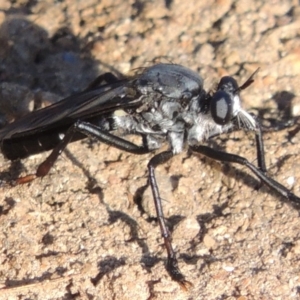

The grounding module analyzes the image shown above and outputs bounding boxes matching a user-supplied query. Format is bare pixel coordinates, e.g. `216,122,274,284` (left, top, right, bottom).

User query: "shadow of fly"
1,63,299,288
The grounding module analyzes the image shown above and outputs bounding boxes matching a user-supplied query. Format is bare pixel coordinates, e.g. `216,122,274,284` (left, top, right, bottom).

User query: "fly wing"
66,82,140,120
0,79,141,140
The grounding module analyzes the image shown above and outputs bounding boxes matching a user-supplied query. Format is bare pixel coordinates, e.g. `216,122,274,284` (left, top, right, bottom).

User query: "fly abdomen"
1,127,85,160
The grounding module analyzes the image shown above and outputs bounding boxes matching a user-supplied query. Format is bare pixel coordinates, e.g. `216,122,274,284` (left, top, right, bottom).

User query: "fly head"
209,71,259,130
210,76,239,125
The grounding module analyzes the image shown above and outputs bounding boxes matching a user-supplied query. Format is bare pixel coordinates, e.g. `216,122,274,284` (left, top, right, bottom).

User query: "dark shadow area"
4,268,68,288
4,266,84,300
107,209,150,257
99,202,200,279
273,91,294,120
286,116,300,143
41,231,55,245
0,197,17,215
140,255,162,273
63,148,105,198
274,153,294,173
145,279,162,300
0,13,111,182
279,241,295,258
91,256,126,286
133,182,151,216
167,214,186,232
257,91,296,131
0,17,99,99
133,180,186,229
0,160,26,183
164,0,173,9
0,8,125,292
64,280,81,300
195,202,229,243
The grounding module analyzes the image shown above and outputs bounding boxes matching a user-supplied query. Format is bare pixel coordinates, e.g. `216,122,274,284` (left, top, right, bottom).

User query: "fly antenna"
236,68,260,92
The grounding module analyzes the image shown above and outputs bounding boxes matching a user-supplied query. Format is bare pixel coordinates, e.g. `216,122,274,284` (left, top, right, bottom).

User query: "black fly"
1,63,299,288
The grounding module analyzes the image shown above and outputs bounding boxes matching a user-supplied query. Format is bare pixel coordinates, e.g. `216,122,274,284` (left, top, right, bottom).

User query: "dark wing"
0,79,141,140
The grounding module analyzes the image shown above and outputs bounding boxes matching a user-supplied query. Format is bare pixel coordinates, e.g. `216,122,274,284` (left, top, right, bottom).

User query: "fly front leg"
15,120,150,184
254,123,267,172
253,122,267,190
233,114,266,172
148,151,192,289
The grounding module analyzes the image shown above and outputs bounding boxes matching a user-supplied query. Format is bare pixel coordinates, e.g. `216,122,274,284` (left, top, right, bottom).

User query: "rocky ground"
0,0,300,299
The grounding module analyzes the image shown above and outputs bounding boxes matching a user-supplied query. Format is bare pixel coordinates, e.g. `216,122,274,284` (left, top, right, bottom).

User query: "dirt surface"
1,0,300,299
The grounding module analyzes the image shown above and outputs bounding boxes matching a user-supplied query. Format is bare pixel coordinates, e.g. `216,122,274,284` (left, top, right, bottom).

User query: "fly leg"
66,123,192,287
254,123,266,172
148,150,192,289
190,145,300,206
13,122,193,287
14,120,150,184
253,122,269,191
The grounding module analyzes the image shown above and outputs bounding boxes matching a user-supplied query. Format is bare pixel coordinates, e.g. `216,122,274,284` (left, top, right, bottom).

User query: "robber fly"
0,63,299,288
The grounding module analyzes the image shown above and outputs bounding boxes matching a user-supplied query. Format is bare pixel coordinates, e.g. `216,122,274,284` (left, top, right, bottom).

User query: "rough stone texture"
0,0,300,299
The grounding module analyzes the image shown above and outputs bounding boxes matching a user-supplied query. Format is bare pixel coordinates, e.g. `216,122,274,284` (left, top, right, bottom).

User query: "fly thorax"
187,114,223,145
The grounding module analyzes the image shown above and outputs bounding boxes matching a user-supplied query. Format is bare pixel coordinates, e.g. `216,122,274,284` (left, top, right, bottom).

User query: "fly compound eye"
210,90,233,125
